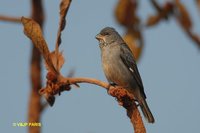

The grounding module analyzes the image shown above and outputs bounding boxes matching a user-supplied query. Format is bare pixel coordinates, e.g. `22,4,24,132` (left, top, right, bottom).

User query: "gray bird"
96,27,155,123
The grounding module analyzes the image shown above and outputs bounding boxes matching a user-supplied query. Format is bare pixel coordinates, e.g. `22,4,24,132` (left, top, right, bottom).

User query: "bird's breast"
101,46,135,88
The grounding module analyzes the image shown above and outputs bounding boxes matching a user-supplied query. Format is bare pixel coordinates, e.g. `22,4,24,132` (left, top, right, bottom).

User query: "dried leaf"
21,17,58,74
55,0,72,70
55,0,72,48
146,15,161,27
45,51,65,71
115,0,139,27
175,0,192,29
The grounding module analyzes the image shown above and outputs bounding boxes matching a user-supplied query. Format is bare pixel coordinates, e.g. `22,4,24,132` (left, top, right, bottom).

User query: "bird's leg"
107,82,117,93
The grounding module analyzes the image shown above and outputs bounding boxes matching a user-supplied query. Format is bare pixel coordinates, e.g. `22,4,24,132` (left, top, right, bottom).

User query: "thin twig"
150,0,162,12
62,77,110,90
0,15,21,23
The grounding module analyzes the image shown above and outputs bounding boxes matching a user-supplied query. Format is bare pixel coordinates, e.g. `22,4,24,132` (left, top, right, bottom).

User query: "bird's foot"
107,82,118,95
110,82,117,87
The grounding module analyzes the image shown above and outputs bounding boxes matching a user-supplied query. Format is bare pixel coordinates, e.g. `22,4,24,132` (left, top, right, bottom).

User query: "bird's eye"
103,32,110,36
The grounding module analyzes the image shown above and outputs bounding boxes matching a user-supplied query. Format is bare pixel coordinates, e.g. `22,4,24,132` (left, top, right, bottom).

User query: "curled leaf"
55,0,72,48
55,0,72,71
21,17,58,75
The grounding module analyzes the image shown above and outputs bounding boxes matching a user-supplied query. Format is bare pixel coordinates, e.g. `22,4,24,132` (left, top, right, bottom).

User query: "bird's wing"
120,43,146,98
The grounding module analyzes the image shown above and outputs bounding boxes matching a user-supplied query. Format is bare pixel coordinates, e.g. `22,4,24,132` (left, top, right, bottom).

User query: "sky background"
1,0,200,133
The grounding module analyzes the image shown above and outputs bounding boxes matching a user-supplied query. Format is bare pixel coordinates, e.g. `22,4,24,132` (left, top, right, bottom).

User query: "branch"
28,0,45,133
108,88,146,133
62,77,110,90
0,15,21,23
39,72,146,133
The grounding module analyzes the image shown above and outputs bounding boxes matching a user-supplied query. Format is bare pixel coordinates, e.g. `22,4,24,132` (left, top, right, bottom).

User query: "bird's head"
96,27,123,47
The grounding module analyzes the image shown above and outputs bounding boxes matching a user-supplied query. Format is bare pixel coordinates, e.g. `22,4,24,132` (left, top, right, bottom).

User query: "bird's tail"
139,99,155,123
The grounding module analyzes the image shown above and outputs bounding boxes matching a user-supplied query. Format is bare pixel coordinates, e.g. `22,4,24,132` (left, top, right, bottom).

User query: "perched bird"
96,27,155,123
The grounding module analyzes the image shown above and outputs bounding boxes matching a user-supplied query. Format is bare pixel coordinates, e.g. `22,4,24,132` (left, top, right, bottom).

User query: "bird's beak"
95,34,103,41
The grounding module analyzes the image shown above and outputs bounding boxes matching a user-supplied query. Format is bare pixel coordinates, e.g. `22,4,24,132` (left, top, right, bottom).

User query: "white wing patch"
129,67,134,73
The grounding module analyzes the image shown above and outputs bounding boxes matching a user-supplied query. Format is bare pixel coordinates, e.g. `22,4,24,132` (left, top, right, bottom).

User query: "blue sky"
1,0,200,133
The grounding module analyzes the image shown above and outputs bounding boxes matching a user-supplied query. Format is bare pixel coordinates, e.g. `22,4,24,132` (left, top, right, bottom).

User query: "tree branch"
28,0,44,133
39,72,146,133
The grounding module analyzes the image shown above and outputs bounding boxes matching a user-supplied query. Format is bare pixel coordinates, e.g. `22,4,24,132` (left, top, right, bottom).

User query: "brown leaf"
21,17,58,74
146,15,161,27
55,0,72,48
175,0,192,30
54,0,72,70
115,0,139,27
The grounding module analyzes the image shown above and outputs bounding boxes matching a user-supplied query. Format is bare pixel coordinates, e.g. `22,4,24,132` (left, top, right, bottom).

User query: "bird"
95,27,155,123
